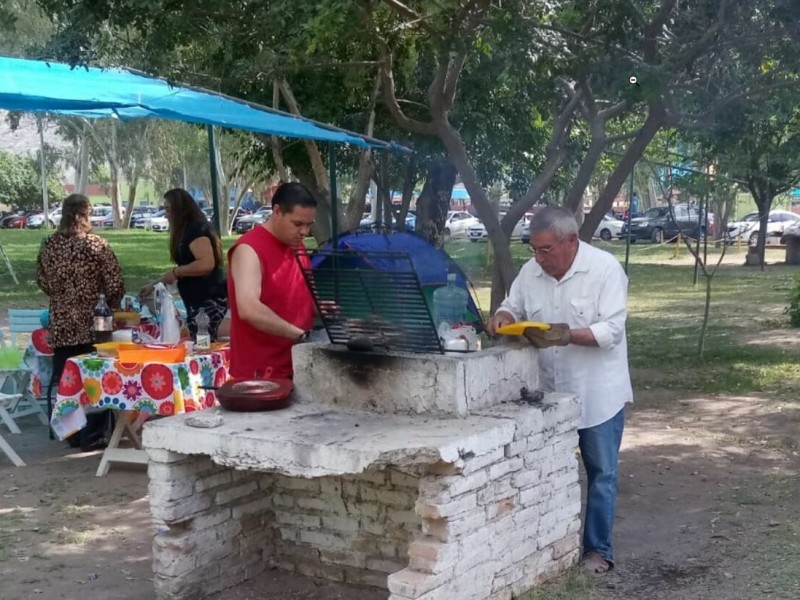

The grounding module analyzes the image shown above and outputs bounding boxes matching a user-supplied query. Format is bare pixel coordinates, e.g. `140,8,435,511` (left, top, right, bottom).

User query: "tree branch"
379,0,437,34
345,69,383,230
381,54,438,135
501,88,584,230
598,99,629,121
356,0,437,135
442,51,467,113
276,78,330,197
270,79,289,182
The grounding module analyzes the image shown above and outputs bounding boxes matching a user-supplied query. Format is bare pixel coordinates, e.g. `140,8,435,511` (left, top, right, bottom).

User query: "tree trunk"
435,122,518,308
109,121,124,228
344,71,382,233
122,176,138,228
109,166,121,227
270,80,290,182
76,125,90,194
414,160,456,248
394,156,419,232
277,79,331,208
580,104,666,241
747,179,774,270
563,120,607,213
296,169,332,243
227,181,253,236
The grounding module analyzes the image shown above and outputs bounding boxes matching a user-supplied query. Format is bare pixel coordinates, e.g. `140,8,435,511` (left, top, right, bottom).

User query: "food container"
112,329,134,343
117,343,187,364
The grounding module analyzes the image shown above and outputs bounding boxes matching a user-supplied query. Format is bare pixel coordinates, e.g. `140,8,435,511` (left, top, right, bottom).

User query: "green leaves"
0,149,62,210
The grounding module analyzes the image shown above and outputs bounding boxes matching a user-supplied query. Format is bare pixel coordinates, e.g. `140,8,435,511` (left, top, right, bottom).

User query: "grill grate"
300,248,444,354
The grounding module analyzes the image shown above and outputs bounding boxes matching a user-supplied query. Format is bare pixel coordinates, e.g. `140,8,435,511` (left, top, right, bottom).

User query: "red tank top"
227,227,314,380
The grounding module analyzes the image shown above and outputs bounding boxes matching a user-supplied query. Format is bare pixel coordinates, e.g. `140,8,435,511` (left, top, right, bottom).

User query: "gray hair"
529,206,579,240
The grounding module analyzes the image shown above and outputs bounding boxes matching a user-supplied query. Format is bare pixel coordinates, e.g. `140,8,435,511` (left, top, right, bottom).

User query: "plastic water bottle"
433,273,468,330
195,308,211,350
93,294,113,344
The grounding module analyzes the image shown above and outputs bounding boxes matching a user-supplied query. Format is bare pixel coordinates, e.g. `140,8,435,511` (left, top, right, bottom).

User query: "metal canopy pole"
329,143,339,249
624,166,635,274
207,125,222,234
693,192,704,285
328,144,340,305
37,115,50,229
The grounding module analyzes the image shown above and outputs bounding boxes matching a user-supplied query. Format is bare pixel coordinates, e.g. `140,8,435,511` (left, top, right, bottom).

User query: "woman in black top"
160,188,228,341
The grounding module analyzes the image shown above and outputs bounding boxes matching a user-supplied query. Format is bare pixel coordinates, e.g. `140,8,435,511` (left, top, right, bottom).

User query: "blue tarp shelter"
0,56,403,150
313,232,484,330
0,55,408,237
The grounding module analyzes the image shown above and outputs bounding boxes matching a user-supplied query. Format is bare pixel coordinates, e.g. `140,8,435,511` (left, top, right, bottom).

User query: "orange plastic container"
95,341,127,358
117,343,187,364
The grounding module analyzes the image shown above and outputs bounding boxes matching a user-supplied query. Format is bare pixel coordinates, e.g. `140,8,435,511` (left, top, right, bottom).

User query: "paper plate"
495,321,551,335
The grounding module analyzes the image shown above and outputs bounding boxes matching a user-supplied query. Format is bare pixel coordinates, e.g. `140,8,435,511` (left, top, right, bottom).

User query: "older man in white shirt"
488,206,633,575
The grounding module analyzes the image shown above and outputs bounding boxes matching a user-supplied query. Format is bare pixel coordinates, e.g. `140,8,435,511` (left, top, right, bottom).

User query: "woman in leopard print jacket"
36,194,124,418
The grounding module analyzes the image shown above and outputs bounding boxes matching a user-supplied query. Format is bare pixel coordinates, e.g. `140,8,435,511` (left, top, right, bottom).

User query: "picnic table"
51,346,229,476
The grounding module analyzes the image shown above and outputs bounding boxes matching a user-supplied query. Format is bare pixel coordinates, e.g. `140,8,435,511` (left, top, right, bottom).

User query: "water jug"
433,273,468,330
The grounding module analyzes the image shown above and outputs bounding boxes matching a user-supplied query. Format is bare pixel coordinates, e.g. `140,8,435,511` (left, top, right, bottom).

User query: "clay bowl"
216,378,293,412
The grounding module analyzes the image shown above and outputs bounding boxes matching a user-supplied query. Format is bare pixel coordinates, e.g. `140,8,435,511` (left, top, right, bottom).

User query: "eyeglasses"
528,241,561,256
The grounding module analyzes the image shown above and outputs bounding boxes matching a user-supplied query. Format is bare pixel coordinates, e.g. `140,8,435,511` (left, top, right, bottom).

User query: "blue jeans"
578,408,625,564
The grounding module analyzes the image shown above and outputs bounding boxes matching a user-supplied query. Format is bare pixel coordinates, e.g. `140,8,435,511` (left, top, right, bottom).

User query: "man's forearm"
239,301,303,340
569,327,599,347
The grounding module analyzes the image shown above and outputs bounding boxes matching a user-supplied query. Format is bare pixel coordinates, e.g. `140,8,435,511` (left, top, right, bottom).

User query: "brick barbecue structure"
142,342,582,600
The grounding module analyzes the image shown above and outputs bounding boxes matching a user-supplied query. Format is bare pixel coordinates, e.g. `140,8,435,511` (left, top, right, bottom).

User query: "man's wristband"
173,266,179,279
295,330,310,343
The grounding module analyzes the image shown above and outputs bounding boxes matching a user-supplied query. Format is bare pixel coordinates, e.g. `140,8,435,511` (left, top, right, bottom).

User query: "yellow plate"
496,321,551,335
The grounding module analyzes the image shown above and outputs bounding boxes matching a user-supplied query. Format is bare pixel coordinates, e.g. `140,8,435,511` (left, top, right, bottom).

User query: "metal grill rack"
300,248,444,354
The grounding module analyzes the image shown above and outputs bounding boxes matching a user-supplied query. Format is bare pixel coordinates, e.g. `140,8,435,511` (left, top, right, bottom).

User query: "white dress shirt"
498,241,633,429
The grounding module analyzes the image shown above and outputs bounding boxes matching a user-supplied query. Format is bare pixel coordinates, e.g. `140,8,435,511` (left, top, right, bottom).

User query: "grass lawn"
2,229,799,399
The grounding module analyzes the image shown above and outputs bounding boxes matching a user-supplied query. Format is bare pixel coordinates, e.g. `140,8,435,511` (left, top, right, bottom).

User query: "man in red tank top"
227,182,316,380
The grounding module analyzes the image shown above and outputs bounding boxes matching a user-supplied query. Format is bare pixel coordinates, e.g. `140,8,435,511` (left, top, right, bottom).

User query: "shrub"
787,275,800,327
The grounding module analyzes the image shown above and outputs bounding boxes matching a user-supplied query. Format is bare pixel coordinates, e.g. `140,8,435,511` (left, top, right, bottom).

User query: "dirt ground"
2,368,800,600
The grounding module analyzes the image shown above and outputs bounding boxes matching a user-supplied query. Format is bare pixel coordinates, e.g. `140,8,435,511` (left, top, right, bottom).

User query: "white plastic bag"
153,282,181,344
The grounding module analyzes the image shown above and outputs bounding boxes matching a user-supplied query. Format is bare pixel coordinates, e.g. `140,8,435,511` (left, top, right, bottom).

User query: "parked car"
127,206,155,227
468,213,528,243
444,211,480,238
136,209,165,229
727,210,800,246
89,206,115,228
27,206,66,229
594,214,624,241
26,211,46,229
1,211,28,229
149,214,170,232
620,204,711,243
358,211,416,233
48,207,62,227
234,206,272,234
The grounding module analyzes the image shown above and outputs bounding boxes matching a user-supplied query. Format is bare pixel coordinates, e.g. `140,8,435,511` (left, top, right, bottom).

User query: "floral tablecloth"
23,325,164,399
50,347,229,441
24,328,53,399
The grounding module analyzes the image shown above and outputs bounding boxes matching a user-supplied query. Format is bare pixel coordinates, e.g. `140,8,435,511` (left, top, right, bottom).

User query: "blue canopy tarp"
0,56,406,151
312,232,484,329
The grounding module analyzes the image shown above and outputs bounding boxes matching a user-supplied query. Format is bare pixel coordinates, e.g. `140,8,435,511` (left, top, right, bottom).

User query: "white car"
444,211,480,238
149,215,170,232
48,207,62,227
727,210,800,245
594,214,624,241
468,213,528,242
